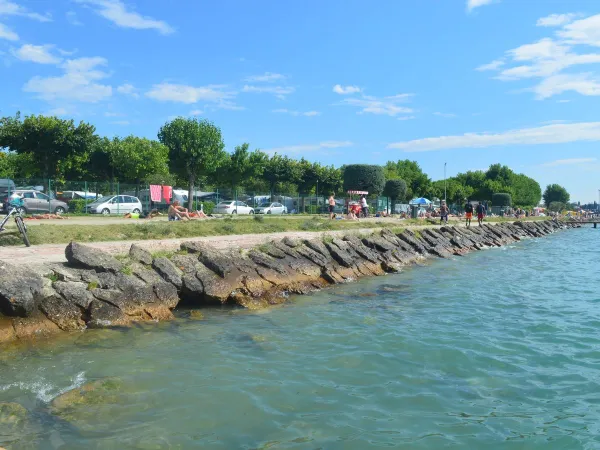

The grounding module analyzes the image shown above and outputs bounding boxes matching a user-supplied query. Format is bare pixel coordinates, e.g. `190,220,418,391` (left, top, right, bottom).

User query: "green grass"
0,216,551,247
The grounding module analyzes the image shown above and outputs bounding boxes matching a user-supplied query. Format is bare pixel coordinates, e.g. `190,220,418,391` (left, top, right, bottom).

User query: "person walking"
360,195,369,218
464,200,473,228
476,201,485,226
440,201,449,225
328,193,336,220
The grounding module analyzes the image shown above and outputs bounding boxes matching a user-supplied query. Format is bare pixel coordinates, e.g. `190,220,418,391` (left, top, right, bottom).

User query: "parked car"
2,190,69,214
255,202,287,215
58,191,102,201
87,195,143,215
213,201,254,215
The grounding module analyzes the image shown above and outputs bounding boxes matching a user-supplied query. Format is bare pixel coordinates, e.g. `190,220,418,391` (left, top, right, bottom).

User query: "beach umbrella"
409,197,432,205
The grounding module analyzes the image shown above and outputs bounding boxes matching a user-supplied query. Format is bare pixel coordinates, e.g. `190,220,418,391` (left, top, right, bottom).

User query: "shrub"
68,198,94,213
201,200,215,215
383,179,407,204
548,201,565,212
343,164,386,195
492,193,512,207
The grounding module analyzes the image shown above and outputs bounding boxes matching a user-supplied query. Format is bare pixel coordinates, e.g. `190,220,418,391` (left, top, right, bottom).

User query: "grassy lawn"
0,215,548,247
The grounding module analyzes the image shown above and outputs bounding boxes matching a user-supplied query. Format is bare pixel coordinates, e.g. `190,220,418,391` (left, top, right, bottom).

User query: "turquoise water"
1,228,600,449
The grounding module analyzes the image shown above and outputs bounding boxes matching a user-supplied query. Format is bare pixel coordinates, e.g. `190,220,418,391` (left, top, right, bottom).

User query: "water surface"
1,228,600,449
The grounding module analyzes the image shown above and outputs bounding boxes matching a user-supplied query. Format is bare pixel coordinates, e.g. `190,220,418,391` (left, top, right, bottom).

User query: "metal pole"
444,162,447,203
316,180,319,215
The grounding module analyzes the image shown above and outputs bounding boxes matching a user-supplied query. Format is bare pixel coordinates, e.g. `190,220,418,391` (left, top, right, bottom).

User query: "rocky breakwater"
0,220,575,344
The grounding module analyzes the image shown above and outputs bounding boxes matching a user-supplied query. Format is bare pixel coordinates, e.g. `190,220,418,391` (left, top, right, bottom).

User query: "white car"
87,195,143,215
213,201,254,215
255,202,287,215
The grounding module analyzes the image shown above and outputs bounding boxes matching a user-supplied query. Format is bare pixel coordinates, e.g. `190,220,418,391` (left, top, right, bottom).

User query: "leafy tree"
263,154,302,196
110,136,169,185
84,137,116,182
492,193,512,207
158,118,227,210
343,164,385,195
511,174,542,207
146,172,178,187
385,160,431,198
215,144,268,192
543,184,570,207
296,158,319,194
383,179,407,205
0,113,96,181
317,164,343,196
548,201,566,213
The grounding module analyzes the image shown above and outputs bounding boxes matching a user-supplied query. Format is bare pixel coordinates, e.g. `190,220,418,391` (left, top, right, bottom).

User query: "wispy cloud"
397,116,416,121
542,157,597,167
245,72,285,83
242,84,294,99
116,83,138,98
333,84,361,95
477,14,600,99
189,109,203,116
46,107,68,116
434,112,457,118
146,83,234,104
0,0,51,22
339,93,414,117
467,0,497,12
0,23,18,41
272,108,320,117
387,122,600,152
66,10,83,26
111,120,130,125
23,56,112,103
12,44,61,64
76,0,174,35
537,13,581,27
266,140,353,155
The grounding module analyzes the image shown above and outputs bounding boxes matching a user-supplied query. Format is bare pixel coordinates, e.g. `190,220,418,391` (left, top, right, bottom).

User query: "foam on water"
0,371,86,403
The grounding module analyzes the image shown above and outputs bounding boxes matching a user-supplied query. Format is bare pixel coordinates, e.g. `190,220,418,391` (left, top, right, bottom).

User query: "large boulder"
152,257,183,290
87,300,130,328
128,244,153,265
39,295,86,332
52,281,95,309
65,242,123,273
0,261,43,317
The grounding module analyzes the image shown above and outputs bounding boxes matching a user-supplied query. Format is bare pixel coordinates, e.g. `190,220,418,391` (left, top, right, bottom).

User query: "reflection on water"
1,229,600,449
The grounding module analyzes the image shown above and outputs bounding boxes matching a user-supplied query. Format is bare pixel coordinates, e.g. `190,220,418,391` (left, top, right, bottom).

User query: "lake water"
1,228,600,449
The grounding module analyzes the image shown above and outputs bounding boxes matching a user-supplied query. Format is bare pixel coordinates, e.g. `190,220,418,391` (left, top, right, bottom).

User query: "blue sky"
1,0,599,203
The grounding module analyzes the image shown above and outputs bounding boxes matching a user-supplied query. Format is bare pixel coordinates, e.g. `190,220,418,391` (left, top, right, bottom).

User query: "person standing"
476,201,485,226
328,193,336,220
464,200,473,227
360,195,369,218
440,201,449,225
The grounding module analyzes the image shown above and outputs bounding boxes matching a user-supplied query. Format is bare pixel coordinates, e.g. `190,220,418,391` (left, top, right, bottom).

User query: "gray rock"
181,275,204,303
87,300,130,328
248,250,287,274
39,295,85,332
53,281,95,309
153,282,179,309
181,242,235,278
0,261,43,317
65,242,123,273
152,257,183,290
129,244,153,265
170,255,202,275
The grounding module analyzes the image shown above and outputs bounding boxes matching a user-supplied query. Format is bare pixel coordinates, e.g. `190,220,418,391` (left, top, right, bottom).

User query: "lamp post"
444,162,447,203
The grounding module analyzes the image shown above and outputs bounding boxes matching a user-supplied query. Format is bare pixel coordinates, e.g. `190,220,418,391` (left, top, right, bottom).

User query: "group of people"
167,201,210,221
464,201,486,227
328,194,371,221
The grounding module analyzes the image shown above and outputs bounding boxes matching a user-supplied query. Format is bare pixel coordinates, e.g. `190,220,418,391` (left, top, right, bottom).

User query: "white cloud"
479,16,600,99
387,122,600,152
245,72,285,82
189,109,203,116
476,59,504,71
46,107,68,116
12,44,61,64
397,116,416,121
543,157,597,167
0,0,51,22
0,22,18,40
111,120,129,125
339,93,413,117
116,83,138,98
537,13,580,27
558,14,600,47
242,84,294,99
467,0,496,12
66,11,83,26
533,73,600,99
557,99,571,103
104,112,122,117
333,84,361,95
434,112,457,118
76,0,174,35
23,56,112,103
146,83,235,105
266,140,353,155
272,108,321,117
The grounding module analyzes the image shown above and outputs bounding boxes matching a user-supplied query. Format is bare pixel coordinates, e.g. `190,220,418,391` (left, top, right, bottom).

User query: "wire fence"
0,179,402,216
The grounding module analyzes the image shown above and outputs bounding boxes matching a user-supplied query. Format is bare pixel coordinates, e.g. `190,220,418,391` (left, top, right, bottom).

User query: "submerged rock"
0,402,28,429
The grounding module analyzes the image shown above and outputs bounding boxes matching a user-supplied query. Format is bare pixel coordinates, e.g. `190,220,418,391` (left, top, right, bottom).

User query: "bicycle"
0,205,31,247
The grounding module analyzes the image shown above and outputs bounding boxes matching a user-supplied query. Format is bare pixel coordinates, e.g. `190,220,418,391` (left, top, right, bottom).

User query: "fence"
0,179,398,216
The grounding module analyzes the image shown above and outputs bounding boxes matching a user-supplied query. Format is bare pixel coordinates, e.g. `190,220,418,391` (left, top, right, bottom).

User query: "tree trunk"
188,175,194,211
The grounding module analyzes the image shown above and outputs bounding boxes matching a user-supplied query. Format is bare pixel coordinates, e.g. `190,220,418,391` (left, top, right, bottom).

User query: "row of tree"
0,113,569,210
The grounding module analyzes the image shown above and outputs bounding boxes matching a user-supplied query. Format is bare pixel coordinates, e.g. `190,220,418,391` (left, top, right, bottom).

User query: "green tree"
385,160,431,199
317,164,343,196
511,174,542,207
110,136,169,185
263,154,302,196
543,184,570,207
548,201,566,213
215,144,268,192
0,113,96,181
492,193,512,207
383,179,407,205
158,118,227,210
343,164,386,195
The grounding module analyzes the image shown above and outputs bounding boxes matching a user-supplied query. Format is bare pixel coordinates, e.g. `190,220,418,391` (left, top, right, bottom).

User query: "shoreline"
0,220,578,346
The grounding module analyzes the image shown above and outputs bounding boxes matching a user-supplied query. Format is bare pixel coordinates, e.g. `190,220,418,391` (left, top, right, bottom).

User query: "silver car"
213,201,255,215
10,190,69,214
87,195,143,215
255,202,287,214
